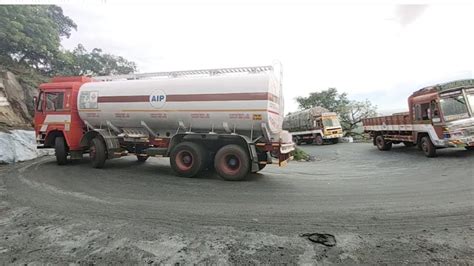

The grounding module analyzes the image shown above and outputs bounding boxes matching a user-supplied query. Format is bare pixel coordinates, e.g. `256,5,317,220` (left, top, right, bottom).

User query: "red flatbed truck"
362,79,474,157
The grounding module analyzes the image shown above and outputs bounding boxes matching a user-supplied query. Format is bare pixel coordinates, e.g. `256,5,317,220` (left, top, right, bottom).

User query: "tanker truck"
283,107,343,145
34,65,294,181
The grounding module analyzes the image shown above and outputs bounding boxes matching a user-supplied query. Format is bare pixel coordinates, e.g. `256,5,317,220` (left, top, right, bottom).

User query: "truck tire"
315,135,324,145
292,136,300,145
214,144,250,181
90,138,107,168
375,135,392,151
421,136,437,157
403,141,415,147
137,155,149,162
170,142,205,178
465,146,474,151
55,136,68,165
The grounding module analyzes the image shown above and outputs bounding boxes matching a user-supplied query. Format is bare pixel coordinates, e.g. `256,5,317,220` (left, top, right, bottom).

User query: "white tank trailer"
78,69,285,139
51,65,295,181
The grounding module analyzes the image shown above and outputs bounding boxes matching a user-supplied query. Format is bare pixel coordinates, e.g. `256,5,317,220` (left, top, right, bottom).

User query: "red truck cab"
35,77,93,162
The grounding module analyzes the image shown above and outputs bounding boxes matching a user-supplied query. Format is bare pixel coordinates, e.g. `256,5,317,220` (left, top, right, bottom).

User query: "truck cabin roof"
410,79,474,98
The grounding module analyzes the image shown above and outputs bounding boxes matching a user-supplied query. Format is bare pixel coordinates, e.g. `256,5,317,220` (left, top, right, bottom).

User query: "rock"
0,71,36,128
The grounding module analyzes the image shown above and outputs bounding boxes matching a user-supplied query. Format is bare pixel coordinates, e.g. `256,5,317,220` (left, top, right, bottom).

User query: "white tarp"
0,130,53,163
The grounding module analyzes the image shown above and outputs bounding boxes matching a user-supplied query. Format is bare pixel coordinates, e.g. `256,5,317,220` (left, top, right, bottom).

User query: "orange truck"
362,79,474,157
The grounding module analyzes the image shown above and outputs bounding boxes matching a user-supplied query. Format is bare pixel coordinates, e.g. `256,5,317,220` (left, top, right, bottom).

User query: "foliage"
296,88,377,137
0,5,136,77
339,100,378,137
291,147,309,161
0,5,76,71
52,44,137,76
296,88,349,112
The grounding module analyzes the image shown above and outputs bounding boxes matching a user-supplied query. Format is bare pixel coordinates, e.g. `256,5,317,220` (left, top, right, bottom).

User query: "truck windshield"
439,92,470,121
322,117,341,127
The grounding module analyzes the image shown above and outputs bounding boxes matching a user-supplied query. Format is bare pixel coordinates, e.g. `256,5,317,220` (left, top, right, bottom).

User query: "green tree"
296,88,349,112
0,5,76,71
339,100,377,137
52,44,137,76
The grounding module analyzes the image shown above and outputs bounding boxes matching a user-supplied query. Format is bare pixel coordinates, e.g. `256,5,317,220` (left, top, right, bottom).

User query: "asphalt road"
0,143,473,264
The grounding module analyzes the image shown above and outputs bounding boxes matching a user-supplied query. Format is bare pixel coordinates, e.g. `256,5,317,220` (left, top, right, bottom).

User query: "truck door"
34,91,46,135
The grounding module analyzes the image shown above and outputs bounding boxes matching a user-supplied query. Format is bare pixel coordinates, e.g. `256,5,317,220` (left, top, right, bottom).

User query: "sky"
58,1,474,115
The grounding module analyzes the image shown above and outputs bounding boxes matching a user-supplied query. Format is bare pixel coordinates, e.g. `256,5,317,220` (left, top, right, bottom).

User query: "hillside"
0,71,37,130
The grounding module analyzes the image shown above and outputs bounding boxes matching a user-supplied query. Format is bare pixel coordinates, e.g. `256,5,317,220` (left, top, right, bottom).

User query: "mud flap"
80,129,121,159
249,144,260,172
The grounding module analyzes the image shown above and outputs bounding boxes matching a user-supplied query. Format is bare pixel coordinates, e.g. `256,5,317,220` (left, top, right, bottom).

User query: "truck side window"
46,92,64,111
414,104,422,120
420,103,430,120
37,92,44,112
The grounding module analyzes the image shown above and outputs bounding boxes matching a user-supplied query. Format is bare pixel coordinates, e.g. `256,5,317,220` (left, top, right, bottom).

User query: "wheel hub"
182,155,192,165
225,155,240,170
176,151,193,171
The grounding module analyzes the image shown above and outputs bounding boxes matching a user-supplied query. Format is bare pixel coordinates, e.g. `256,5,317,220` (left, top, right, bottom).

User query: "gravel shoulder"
0,143,473,264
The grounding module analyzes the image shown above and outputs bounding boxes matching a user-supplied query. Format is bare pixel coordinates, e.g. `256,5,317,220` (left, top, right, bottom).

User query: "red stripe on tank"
97,92,280,103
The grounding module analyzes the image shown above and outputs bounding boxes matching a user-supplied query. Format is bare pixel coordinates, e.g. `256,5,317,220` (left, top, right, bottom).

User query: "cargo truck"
34,65,294,181
283,106,343,145
362,79,474,157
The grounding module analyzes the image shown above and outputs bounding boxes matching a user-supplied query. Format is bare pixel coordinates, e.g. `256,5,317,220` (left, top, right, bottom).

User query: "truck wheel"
292,136,300,145
55,136,68,165
375,135,392,151
137,155,149,162
465,146,474,151
90,138,107,168
170,142,205,178
315,135,324,145
214,144,250,181
421,136,437,157
403,141,415,147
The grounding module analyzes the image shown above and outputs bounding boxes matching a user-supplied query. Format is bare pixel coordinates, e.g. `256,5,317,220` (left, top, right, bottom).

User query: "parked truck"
283,106,343,145
362,79,474,157
34,65,295,181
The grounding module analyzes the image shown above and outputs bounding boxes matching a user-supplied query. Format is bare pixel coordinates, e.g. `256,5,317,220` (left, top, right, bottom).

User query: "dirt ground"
0,143,473,264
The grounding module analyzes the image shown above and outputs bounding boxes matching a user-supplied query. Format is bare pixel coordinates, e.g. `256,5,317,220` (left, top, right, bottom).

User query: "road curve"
0,143,472,264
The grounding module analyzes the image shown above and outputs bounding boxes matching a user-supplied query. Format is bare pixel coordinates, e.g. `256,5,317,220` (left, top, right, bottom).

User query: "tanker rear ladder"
94,65,274,81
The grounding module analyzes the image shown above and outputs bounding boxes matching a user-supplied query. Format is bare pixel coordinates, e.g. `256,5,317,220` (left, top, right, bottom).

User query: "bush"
292,147,309,161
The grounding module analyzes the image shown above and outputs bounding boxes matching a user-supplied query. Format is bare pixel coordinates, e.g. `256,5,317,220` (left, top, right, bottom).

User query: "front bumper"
323,134,343,139
437,135,474,148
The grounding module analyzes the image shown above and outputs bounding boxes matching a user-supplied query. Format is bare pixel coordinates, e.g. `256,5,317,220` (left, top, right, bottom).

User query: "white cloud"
60,2,474,114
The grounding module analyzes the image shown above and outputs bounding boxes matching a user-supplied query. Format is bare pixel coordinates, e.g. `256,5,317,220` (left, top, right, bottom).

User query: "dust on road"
0,143,473,264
